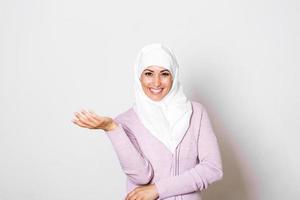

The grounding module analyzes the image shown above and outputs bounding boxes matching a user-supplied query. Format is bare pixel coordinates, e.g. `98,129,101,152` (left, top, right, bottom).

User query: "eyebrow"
143,69,170,73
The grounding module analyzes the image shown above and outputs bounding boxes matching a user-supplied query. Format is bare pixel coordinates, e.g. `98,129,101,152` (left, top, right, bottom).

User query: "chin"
148,94,166,101
151,98,162,101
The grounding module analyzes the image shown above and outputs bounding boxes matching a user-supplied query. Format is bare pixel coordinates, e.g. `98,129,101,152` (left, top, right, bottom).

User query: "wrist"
105,122,118,132
152,184,159,199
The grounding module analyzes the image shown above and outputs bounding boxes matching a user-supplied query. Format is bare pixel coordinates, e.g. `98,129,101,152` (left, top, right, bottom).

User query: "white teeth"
149,88,163,94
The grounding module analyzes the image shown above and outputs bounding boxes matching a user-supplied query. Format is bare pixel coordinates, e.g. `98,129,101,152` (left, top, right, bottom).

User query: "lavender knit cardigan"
105,101,223,200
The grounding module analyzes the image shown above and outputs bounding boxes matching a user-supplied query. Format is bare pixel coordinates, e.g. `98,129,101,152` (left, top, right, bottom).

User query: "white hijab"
132,43,192,154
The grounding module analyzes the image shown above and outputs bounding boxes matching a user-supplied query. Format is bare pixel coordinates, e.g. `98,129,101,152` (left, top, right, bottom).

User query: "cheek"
140,79,153,91
140,77,150,86
162,78,172,88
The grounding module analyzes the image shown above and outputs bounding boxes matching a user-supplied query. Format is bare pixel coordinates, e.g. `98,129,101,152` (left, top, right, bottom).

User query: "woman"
72,43,223,200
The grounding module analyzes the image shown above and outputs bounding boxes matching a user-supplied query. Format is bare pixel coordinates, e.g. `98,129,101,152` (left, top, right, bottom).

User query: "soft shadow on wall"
187,71,252,200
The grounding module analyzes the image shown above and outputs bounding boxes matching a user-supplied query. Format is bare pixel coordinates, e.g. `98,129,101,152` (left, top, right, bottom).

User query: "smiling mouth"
149,88,163,94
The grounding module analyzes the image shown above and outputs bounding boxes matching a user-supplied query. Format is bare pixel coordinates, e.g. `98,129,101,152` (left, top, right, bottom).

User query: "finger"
80,109,102,125
87,109,97,116
75,112,94,126
74,112,94,127
87,110,105,121
126,194,134,200
74,111,87,120
125,192,131,200
72,118,90,128
126,189,138,200
80,109,99,125
125,191,133,200
129,194,139,200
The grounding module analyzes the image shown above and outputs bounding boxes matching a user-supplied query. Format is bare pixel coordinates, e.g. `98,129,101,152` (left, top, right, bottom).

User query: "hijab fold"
133,43,192,154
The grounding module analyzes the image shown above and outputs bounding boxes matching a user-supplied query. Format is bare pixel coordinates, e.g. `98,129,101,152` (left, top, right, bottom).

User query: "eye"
145,72,153,76
162,72,170,76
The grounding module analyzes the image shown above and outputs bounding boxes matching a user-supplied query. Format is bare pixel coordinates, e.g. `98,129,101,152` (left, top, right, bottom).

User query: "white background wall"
1,0,299,199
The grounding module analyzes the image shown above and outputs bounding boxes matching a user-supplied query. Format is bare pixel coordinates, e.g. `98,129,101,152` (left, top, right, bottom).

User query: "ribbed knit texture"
105,101,223,200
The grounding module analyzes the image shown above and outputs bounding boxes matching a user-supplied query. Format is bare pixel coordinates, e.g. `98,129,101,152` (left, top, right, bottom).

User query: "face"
140,65,173,101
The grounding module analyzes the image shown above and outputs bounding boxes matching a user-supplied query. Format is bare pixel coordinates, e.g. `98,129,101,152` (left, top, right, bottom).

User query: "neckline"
129,101,195,156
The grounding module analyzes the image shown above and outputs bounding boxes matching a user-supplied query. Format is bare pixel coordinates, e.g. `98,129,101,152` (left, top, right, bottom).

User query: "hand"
72,109,118,131
125,184,159,200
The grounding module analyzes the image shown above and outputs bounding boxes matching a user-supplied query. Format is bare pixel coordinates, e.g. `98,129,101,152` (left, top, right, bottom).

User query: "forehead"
143,65,170,72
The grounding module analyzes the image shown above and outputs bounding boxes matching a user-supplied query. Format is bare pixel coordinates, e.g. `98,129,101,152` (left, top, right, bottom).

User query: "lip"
149,88,163,94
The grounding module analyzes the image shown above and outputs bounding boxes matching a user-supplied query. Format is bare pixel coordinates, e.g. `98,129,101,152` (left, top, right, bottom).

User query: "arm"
154,107,223,199
105,118,154,185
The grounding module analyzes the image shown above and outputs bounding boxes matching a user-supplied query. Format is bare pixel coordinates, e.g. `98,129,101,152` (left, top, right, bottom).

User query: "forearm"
154,159,223,198
105,122,154,185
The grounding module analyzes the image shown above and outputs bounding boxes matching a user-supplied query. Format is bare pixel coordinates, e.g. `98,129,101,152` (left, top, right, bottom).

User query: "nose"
153,74,161,87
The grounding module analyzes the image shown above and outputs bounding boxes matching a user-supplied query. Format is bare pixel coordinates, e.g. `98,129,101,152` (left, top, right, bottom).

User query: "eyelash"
145,72,170,76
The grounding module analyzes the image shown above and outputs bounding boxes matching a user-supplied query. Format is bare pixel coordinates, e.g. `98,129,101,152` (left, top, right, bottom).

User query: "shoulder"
113,106,135,128
190,100,206,114
112,106,141,135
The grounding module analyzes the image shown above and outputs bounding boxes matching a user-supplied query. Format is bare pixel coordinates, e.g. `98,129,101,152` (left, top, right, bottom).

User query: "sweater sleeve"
154,107,223,199
105,118,154,185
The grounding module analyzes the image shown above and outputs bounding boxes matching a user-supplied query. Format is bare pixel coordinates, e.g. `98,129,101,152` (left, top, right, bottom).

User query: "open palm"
72,109,117,131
